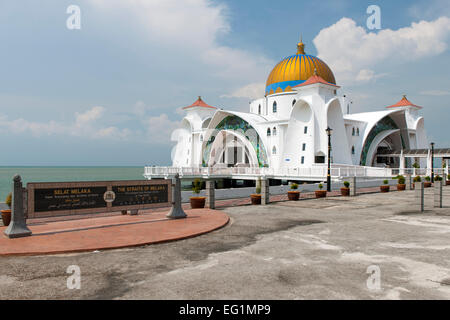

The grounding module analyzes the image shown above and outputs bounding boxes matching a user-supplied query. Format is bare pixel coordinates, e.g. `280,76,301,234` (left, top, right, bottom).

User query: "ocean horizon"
0,166,149,202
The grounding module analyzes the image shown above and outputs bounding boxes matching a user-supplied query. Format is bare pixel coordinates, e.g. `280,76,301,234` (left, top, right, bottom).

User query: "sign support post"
167,174,187,219
4,175,32,238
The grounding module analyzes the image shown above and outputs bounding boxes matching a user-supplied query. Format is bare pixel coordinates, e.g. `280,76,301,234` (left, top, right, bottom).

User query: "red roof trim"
293,74,340,88
386,96,422,109
183,96,217,110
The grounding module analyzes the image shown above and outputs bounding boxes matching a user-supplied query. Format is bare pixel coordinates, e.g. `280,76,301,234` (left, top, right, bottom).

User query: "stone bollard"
4,175,32,238
206,180,215,209
261,178,270,205
350,176,357,196
415,181,424,212
434,180,443,208
166,174,187,219
405,174,412,191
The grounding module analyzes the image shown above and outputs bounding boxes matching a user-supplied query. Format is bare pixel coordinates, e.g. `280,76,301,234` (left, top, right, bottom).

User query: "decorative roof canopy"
183,96,217,110
386,95,422,109
293,69,340,88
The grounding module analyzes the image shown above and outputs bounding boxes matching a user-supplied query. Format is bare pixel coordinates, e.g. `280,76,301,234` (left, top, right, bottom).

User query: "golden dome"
265,41,336,95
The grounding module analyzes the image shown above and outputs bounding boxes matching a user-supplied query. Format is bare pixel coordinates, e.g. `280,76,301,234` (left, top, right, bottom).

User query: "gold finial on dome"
297,35,305,54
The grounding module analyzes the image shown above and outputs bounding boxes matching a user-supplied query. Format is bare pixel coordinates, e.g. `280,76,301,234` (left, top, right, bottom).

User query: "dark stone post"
4,175,32,238
166,174,187,219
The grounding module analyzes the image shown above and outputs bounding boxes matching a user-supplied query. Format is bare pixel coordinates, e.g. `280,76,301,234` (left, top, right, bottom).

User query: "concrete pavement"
1,186,450,299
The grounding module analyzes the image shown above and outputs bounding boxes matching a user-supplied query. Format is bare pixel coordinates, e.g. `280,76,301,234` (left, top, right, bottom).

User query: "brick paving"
0,209,229,256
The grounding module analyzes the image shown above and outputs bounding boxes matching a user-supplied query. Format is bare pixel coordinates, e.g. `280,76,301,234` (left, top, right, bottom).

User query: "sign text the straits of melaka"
112,184,168,207
27,180,172,218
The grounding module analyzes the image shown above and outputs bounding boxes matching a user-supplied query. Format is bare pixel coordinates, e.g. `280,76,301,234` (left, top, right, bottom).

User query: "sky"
0,0,449,166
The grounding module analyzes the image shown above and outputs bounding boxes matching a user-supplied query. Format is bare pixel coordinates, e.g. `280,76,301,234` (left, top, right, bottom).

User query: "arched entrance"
360,116,404,166
206,130,258,167
202,115,269,167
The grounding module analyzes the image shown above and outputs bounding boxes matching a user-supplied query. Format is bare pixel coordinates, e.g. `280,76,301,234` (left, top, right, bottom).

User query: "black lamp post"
431,142,435,183
326,127,333,192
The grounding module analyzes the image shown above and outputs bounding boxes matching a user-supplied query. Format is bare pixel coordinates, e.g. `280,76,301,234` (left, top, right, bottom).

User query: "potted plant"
380,179,390,193
190,178,206,209
251,187,262,205
315,183,327,198
341,181,350,196
1,192,12,226
424,176,432,188
250,178,262,205
447,174,450,186
287,182,300,200
435,175,443,182
397,175,406,191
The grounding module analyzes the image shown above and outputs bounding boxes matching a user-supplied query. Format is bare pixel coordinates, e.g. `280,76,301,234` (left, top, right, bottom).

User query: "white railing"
390,168,447,177
144,165,397,179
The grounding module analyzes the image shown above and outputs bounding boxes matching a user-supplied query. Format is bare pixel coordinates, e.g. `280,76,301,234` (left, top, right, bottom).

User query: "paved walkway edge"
0,210,229,257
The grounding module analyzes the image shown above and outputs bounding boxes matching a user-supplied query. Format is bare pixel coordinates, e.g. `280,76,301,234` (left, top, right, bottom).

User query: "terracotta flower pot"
380,185,390,193
190,197,206,209
1,209,11,226
315,190,327,198
397,184,406,191
287,191,300,201
424,182,432,188
250,194,261,205
340,187,350,196
446,180,450,186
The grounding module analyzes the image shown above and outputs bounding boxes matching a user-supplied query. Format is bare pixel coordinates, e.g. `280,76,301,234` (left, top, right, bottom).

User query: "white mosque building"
170,40,429,174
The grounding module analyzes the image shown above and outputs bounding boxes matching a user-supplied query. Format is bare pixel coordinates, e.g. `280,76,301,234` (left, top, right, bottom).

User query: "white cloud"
221,82,265,100
146,113,179,144
0,106,130,140
314,16,450,84
75,106,105,127
90,0,229,50
132,100,158,117
0,116,65,136
419,90,450,96
89,0,273,83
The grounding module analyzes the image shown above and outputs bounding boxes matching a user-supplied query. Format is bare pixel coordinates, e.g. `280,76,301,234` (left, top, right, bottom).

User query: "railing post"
415,182,424,212
434,180,443,208
4,175,32,238
350,176,357,196
261,178,270,205
405,174,412,190
206,179,215,209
